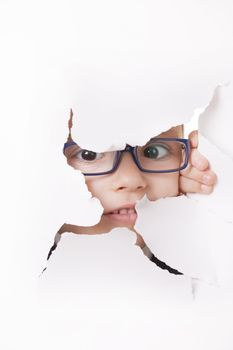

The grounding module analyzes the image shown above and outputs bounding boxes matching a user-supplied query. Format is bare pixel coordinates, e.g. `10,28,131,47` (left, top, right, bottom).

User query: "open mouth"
103,206,138,223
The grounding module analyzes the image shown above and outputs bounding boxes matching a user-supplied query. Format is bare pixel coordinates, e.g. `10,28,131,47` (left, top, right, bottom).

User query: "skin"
58,126,217,249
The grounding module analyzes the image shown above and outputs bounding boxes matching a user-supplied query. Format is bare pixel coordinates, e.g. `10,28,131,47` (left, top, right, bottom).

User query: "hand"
179,130,217,194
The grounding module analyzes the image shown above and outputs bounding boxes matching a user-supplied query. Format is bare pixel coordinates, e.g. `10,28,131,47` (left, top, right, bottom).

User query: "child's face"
65,126,182,231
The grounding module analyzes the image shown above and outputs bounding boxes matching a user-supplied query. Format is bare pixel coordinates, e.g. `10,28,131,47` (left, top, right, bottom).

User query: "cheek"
85,177,110,202
145,173,180,200
67,158,79,170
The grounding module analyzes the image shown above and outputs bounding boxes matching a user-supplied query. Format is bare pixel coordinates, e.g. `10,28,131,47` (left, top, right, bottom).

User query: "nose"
112,152,147,192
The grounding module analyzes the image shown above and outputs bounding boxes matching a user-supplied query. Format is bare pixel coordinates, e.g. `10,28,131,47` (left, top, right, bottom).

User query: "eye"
143,144,169,159
74,149,104,161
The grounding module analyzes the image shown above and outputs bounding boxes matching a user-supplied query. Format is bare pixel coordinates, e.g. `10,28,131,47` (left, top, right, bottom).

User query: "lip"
103,203,138,224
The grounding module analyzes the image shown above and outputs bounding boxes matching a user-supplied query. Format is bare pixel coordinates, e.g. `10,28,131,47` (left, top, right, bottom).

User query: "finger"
188,130,198,148
185,148,210,171
179,176,215,195
181,166,217,186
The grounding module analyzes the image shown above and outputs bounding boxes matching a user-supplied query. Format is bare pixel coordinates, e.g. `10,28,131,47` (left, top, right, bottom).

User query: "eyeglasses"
63,138,190,176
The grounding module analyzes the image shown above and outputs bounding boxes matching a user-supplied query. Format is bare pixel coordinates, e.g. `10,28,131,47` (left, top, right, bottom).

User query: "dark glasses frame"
63,138,190,176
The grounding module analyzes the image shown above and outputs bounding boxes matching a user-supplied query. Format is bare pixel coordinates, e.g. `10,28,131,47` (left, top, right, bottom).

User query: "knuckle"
201,184,213,194
180,176,201,194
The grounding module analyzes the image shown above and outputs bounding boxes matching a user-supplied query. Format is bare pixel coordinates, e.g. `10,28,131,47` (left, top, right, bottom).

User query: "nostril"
117,185,145,191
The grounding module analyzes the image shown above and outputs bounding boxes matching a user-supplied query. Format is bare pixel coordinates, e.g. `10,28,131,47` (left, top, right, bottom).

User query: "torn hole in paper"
43,118,190,277
44,84,233,293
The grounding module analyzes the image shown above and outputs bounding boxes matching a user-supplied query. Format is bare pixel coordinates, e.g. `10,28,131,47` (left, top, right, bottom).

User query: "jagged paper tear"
135,84,233,288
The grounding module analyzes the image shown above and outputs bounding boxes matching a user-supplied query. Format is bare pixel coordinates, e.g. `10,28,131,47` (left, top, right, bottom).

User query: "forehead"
158,126,183,138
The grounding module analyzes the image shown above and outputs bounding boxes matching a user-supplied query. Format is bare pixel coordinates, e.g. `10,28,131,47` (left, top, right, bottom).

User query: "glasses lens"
67,146,117,174
136,140,187,172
